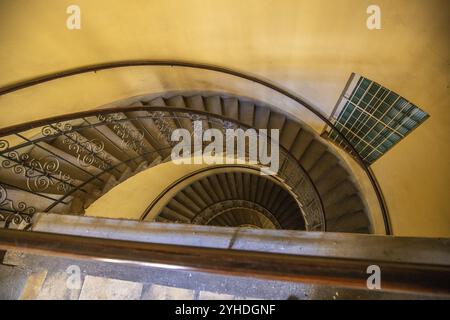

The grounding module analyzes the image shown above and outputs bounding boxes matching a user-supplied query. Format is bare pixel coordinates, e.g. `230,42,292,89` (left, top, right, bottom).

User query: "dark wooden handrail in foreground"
0,228,448,295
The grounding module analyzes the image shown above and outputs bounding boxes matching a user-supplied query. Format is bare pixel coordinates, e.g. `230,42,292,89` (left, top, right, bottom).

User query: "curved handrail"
0,60,391,234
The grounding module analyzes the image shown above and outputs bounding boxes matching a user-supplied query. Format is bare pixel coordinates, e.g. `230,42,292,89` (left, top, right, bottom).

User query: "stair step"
124,110,171,157
143,284,194,300
161,207,191,223
175,192,202,213
163,97,195,132
165,95,186,108
201,178,221,203
184,95,210,130
255,177,266,204
326,211,370,232
19,270,48,300
26,142,105,185
79,275,142,300
271,192,291,213
181,186,207,209
50,132,123,179
243,174,251,200
324,195,365,220
0,167,84,196
222,97,239,119
149,97,167,107
209,175,226,200
226,173,238,199
266,186,282,211
184,95,205,111
217,174,232,199
289,130,315,160
315,165,349,195
0,187,74,216
260,180,275,208
253,105,271,129
239,101,255,127
37,271,80,300
249,174,258,203
322,180,358,208
299,140,327,171
235,172,244,199
205,96,223,115
167,198,196,220
267,112,286,132
280,119,301,150
309,151,338,182
80,126,137,169
191,181,214,205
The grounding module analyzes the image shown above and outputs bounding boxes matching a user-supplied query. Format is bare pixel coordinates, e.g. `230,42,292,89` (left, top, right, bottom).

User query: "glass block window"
327,75,429,164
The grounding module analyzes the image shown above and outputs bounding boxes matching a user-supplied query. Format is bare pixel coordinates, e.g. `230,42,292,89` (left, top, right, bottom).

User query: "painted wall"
0,0,448,236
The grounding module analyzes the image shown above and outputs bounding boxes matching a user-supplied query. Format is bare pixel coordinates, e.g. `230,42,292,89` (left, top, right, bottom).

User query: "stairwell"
0,92,372,233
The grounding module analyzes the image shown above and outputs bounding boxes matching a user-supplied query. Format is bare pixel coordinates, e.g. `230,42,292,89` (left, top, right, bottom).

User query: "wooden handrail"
0,228,448,295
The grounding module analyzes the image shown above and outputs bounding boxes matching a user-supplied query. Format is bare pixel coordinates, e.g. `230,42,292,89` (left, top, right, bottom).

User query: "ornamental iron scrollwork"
42,121,73,137
97,113,145,153
1,152,73,193
211,118,239,134
304,200,323,231
189,113,204,122
148,111,176,144
63,131,112,170
0,139,9,152
0,184,35,229
0,107,326,231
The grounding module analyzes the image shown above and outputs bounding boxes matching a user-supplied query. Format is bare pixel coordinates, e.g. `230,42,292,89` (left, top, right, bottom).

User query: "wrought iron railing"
0,107,324,231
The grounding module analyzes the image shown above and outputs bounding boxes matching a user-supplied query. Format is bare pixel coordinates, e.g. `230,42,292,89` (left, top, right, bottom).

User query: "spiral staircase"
0,92,371,234
1,0,449,300
0,81,448,300
157,171,306,230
